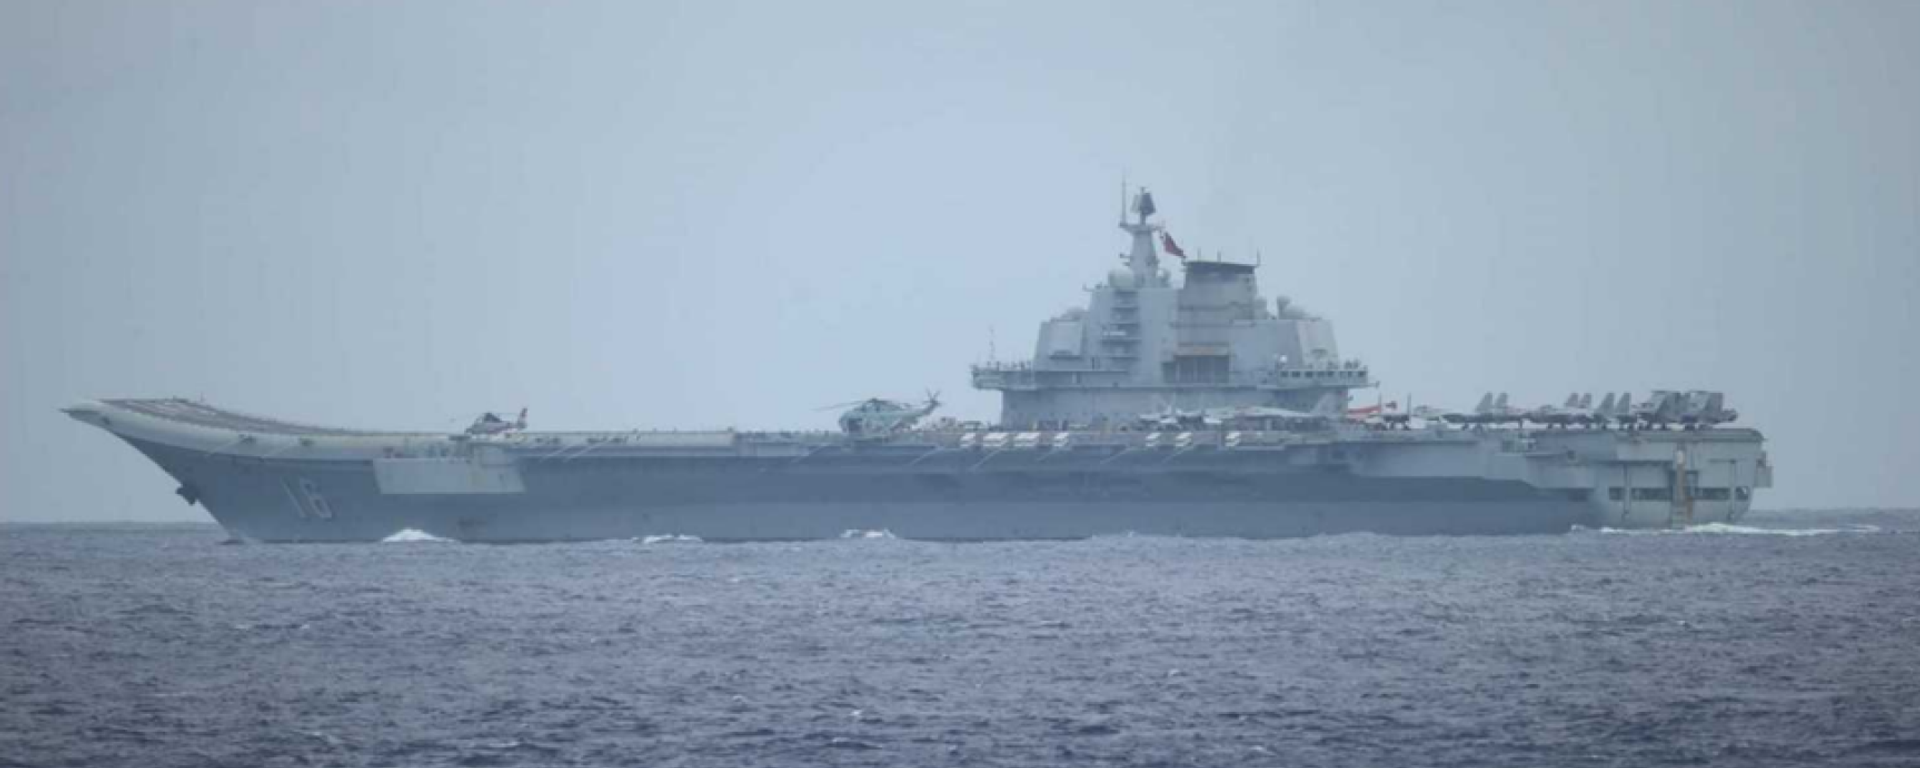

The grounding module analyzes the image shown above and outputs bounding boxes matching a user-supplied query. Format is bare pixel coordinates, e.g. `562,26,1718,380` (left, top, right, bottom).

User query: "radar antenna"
1117,182,1165,287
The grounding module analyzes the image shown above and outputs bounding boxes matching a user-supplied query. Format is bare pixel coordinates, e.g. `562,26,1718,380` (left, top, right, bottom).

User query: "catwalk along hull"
69,400,1769,543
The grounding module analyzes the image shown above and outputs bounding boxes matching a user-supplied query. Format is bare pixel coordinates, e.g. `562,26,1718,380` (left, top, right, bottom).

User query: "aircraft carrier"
65,189,1771,542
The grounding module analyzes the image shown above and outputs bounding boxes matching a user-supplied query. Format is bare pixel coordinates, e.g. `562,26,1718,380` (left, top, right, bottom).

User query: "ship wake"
381,529,458,543
636,534,704,545
1581,523,1882,537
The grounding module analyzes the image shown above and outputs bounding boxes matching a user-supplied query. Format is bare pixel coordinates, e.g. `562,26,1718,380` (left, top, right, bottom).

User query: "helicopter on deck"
824,392,942,437
464,408,527,437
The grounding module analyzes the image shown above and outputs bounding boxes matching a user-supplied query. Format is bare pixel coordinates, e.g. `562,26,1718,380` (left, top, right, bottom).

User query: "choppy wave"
380,528,456,543
1580,523,1882,537
839,529,896,540
636,534,704,545
7,519,1918,768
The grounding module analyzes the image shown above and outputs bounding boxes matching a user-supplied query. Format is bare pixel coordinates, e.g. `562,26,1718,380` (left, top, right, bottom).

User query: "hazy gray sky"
3,0,1916,520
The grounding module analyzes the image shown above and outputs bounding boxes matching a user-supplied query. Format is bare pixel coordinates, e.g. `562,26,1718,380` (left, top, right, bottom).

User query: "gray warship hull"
68,399,1770,543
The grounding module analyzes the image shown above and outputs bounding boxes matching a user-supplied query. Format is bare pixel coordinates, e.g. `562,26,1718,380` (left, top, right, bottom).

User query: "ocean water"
2,509,1917,768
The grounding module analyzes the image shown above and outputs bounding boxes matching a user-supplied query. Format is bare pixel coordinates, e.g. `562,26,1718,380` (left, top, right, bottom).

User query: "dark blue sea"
3,509,1917,768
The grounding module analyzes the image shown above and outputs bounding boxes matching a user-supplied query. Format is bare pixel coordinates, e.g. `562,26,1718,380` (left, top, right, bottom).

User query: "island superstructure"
65,189,1771,542
973,188,1364,427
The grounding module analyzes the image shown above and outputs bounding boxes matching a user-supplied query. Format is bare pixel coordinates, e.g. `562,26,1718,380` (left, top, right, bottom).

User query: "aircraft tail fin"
1597,392,1616,415
1564,393,1579,408
1578,393,1592,410
1474,392,1493,413
515,408,527,429
1495,393,1509,411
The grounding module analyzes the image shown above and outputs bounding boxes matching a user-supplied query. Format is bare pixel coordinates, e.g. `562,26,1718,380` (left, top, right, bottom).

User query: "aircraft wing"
1229,406,1321,420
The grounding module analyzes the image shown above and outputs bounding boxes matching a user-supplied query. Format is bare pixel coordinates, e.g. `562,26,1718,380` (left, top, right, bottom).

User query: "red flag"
1160,232,1187,260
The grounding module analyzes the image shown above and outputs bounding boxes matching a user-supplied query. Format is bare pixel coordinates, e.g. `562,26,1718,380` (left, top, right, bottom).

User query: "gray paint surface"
4,1,1918,520
63,397,1767,541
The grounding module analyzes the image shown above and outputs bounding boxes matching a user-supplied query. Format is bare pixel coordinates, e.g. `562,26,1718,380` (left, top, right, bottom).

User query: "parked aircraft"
466,408,527,436
1676,390,1739,429
1527,393,1609,428
827,392,941,436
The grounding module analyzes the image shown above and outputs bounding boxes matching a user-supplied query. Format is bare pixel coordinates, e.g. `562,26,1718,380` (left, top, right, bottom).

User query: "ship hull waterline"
128,436,1625,543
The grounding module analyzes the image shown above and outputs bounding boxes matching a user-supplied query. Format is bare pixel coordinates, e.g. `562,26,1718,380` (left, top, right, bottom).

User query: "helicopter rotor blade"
816,397,886,412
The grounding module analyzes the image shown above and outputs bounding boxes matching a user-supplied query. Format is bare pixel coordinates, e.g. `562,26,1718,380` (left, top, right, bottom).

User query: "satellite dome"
1109,268,1138,291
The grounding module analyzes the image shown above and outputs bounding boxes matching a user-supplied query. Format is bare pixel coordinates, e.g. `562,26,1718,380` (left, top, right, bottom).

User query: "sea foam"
380,528,456,543
637,534,704,545
1587,523,1880,537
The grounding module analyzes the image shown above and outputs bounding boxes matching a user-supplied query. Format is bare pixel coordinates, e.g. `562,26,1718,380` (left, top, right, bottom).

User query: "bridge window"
1631,488,1672,502
1695,488,1732,501
1164,355,1229,384
1608,487,1624,501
